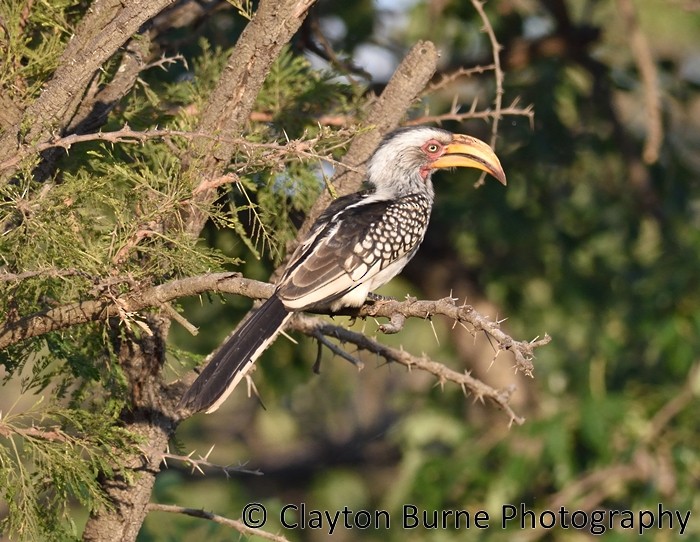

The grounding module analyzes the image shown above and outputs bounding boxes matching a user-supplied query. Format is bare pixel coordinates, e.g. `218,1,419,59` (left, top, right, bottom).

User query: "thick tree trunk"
82,316,184,542
81,408,178,542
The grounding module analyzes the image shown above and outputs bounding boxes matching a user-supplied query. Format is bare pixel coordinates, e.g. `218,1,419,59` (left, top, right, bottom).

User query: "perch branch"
1,275,548,382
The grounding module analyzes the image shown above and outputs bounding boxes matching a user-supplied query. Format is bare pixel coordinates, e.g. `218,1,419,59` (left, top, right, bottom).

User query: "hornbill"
180,126,506,414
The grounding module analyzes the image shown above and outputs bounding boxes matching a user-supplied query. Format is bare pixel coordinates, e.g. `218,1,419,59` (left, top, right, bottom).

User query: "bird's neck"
367,166,435,202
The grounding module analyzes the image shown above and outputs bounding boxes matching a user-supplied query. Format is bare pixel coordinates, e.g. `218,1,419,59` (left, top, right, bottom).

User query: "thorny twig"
0,423,70,443
157,444,262,477
0,268,92,282
408,97,534,128
356,296,546,376
0,126,356,173
423,64,497,95
311,329,365,371
292,311,543,426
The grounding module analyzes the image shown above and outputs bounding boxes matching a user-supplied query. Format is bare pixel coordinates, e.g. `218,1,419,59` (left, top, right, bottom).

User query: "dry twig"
407,98,534,128
147,503,290,542
616,0,663,164
470,0,506,186
0,126,351,173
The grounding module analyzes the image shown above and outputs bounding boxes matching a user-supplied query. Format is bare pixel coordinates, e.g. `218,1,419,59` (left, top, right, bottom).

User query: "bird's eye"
426,143,440,153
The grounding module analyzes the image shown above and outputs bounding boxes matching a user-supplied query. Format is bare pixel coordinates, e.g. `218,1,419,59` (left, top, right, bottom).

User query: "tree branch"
616,0,663,164
183,0,317,237
0,423,71,443
407,98,534,128
359,296,545,375
0,126,353,173
158,445,263,477
147,503,291,542
0,0,175,174
0,273,272,350
291,313,533,425
470,0,506,187
1,275,547,384
65,36,157,136
422,64,496,94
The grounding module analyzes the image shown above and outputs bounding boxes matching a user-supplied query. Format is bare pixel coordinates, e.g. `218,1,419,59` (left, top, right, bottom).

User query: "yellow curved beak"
430,134,507,185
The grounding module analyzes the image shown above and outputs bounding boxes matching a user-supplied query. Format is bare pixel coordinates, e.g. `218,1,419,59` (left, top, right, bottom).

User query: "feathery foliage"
0,403,139,541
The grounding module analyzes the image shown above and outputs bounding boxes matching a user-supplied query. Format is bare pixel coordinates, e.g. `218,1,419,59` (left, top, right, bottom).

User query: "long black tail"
179,295,291,413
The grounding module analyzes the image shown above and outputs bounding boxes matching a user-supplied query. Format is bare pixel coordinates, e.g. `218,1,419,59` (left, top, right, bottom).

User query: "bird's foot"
366,292,395,304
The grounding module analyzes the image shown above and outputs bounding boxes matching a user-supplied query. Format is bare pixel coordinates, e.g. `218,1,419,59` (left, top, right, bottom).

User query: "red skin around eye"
421,139,444,159
419,139,445,179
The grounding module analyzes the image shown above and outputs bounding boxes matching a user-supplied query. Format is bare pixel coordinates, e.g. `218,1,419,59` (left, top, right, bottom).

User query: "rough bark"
183,0,317,236
67,34,152,136
81,410,177,542
82,317,186,542
33,34,154,182
0,274,273,350
0,0,174,174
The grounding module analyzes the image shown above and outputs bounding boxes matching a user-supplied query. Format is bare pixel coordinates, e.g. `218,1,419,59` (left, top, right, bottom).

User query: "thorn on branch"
290,312,539,425
312,330,365,370
158,449,262,478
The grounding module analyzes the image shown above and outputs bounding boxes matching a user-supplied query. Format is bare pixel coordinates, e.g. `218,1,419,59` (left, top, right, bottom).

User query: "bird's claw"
367,292,395,304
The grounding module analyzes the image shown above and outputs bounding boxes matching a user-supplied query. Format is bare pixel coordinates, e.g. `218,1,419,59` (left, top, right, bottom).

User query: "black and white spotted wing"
277,191,432,310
